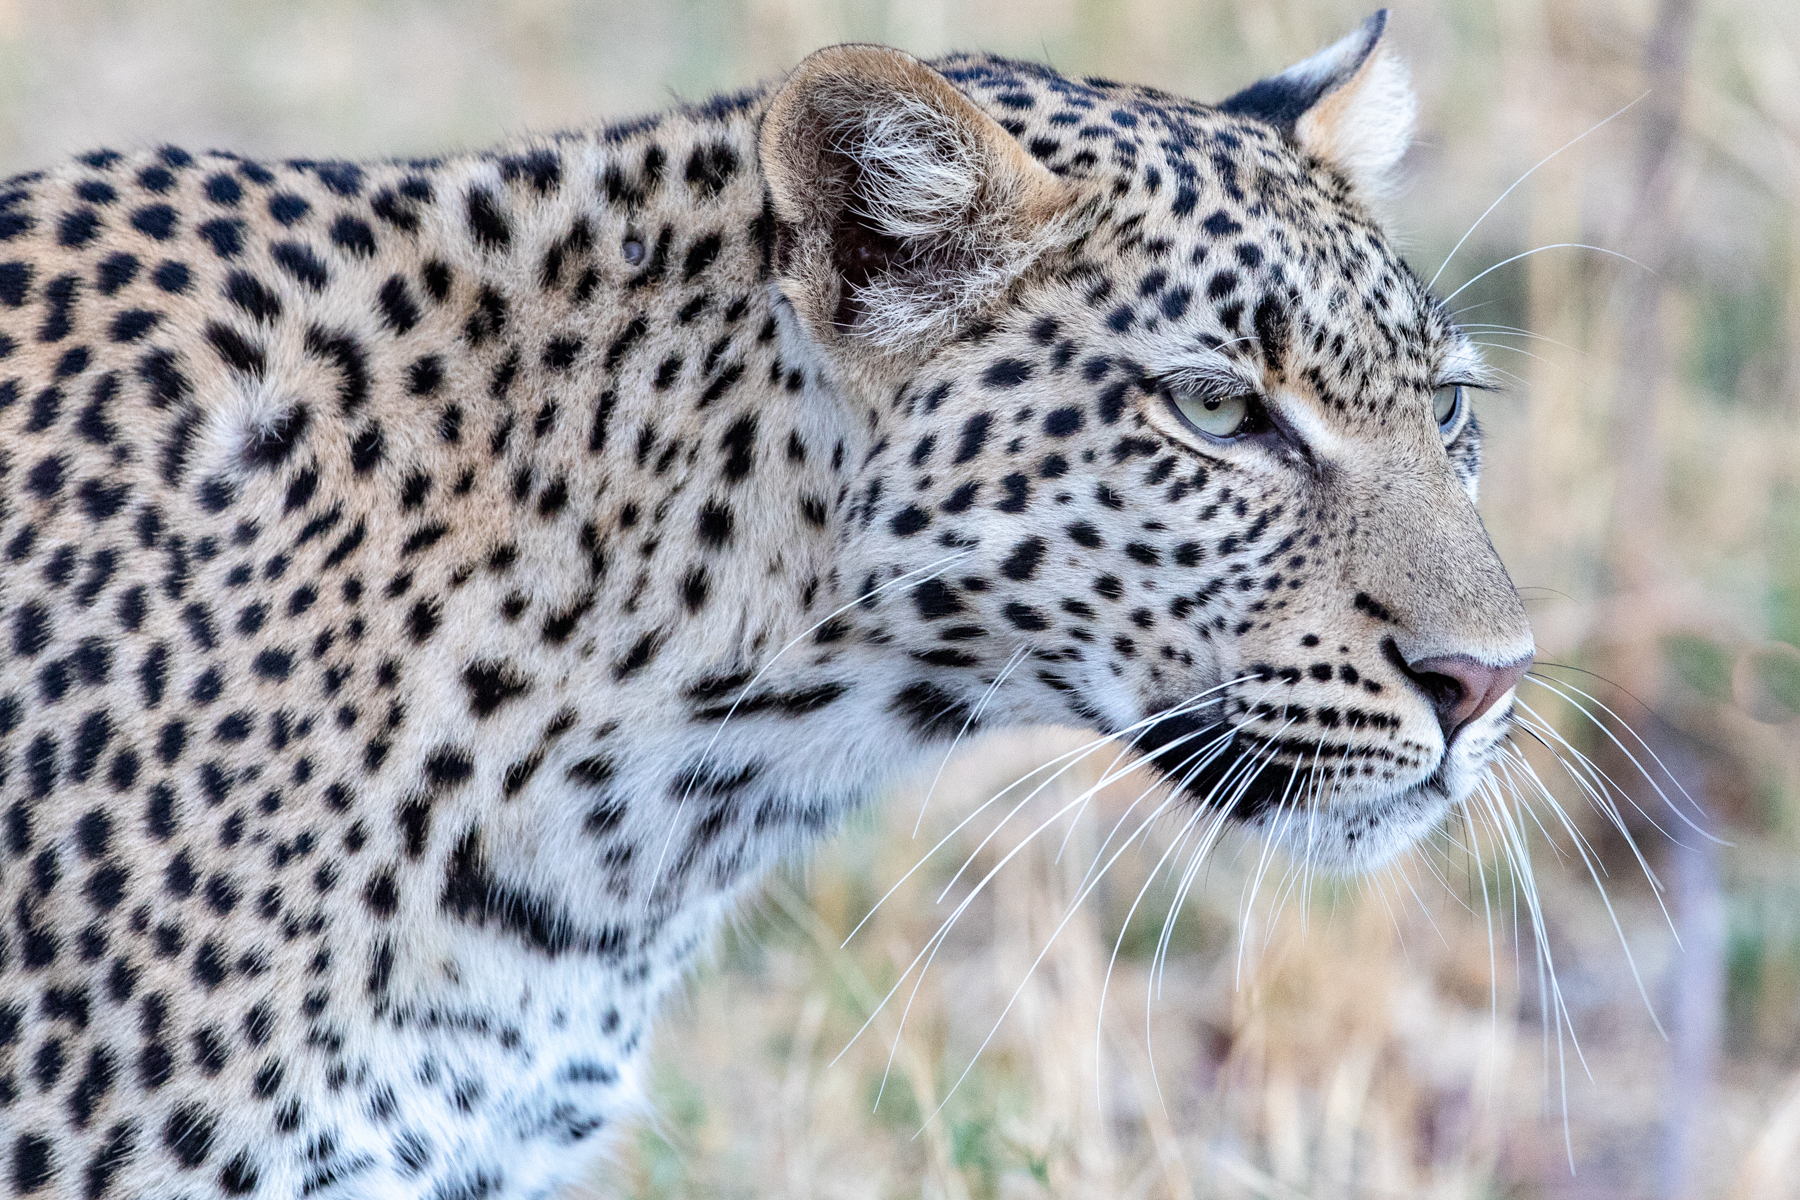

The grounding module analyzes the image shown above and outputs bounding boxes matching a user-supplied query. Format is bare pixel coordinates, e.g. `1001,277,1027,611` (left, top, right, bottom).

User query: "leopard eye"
1433,384,1464,434
1169,388,1255,440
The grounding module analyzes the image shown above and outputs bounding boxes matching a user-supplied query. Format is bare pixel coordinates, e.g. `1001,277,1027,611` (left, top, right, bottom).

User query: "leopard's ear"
1219,10,1416,197
760,44,1078,356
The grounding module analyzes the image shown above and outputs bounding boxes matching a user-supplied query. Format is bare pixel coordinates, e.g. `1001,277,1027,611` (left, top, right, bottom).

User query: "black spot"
407,597,441,643
364,870,399,918
1123,542,1161,567
981,359,1033,388
407,355,443,396
0,259,31,305
10,1133,54,1194
683,142,739,198
680,567,710,612
25,384,60,432
329,215,377,257
92,253,138,296
911,578,962,620
59,207,102,248
464,285,508,347
612,631,665,680
439,829,627,959
304,326,370,413
681,232,722,281
719,414,757,482
239,403,307,471
219,1153,259,1195
1004,602,1049,631
691,681,849,722
999,536,1046,581
1202,210,1243,237
377,275,421,334
191,940,227,988
205,322,265,375
952,413,992,464
1252,295,1289,365
268,193,310,225
258,244,327,296
251,648,292,681
696,500,733,548
463,660,531,718
424,745,474,786
889,505,930,536
422,258,453,300
346,422,388,475
81,1124,134,1198
311,160,365,196
543,336,582,370
223,271,281,322
500,148,561,193
890,681,977,738
160,1103,216,1169
39,274,78,341
204,172,242,206
466,187,511,251
604,315,648,370
196,217,244,258
109,309,161,343
567,755,616,790
25,452,65,500
54,346,89,379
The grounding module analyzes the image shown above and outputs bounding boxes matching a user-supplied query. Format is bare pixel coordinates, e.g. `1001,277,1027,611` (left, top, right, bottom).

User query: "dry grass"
5,1,1798,1195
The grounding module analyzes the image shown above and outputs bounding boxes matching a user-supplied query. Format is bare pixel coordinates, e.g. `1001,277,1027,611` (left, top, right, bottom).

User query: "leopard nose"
1390,647,1534,743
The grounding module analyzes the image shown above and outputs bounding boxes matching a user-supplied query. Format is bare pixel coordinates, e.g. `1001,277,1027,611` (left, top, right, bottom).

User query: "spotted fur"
0,14,1533,1198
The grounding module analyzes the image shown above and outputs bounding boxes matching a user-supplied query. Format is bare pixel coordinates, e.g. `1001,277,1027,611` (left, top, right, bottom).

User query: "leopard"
0,10,1535,1198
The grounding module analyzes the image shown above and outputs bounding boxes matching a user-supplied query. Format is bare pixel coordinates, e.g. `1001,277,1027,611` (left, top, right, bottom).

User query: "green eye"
1170,389,1255,439
1433,384,1464,433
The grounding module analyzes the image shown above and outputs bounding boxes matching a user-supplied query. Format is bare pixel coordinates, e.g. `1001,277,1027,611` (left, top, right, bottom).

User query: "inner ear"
828,159,907,329
761,44,1075,351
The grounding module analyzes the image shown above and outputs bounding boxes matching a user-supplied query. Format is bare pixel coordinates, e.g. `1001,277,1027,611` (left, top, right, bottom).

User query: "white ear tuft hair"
1218,10,1418,198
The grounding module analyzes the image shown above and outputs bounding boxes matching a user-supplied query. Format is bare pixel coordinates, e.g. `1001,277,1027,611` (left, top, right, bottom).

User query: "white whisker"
1429,91,1647,289
1441,244,1648,305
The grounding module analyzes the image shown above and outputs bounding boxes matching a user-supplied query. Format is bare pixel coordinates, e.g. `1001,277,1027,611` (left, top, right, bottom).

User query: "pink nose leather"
1401,653,1533,742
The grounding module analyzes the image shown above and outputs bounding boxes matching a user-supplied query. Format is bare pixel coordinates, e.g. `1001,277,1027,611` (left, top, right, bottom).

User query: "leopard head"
760,12,1533,871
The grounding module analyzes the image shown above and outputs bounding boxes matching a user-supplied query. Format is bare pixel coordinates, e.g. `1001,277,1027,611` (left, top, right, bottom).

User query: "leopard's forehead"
936,52,1462,428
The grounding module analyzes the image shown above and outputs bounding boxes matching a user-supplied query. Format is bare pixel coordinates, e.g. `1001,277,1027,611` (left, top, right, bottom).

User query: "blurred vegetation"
4,0,1797,1196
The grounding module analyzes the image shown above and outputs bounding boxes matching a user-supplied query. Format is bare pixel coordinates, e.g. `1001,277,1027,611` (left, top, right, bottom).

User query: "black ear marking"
1218,9,1387,135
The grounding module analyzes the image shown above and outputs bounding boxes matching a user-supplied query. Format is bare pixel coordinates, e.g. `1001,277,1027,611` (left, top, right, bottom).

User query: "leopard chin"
1241,775,1458,875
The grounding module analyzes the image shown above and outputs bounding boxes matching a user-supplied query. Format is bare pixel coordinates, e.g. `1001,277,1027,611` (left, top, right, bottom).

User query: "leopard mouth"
1134,709,1295,821
1132,708,1458,872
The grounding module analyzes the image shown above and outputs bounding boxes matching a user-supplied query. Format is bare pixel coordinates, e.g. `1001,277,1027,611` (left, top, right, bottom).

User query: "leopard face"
764,22,1532,873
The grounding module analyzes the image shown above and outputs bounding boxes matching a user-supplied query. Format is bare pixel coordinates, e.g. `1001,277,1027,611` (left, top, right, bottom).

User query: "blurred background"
4,0,1795,1195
